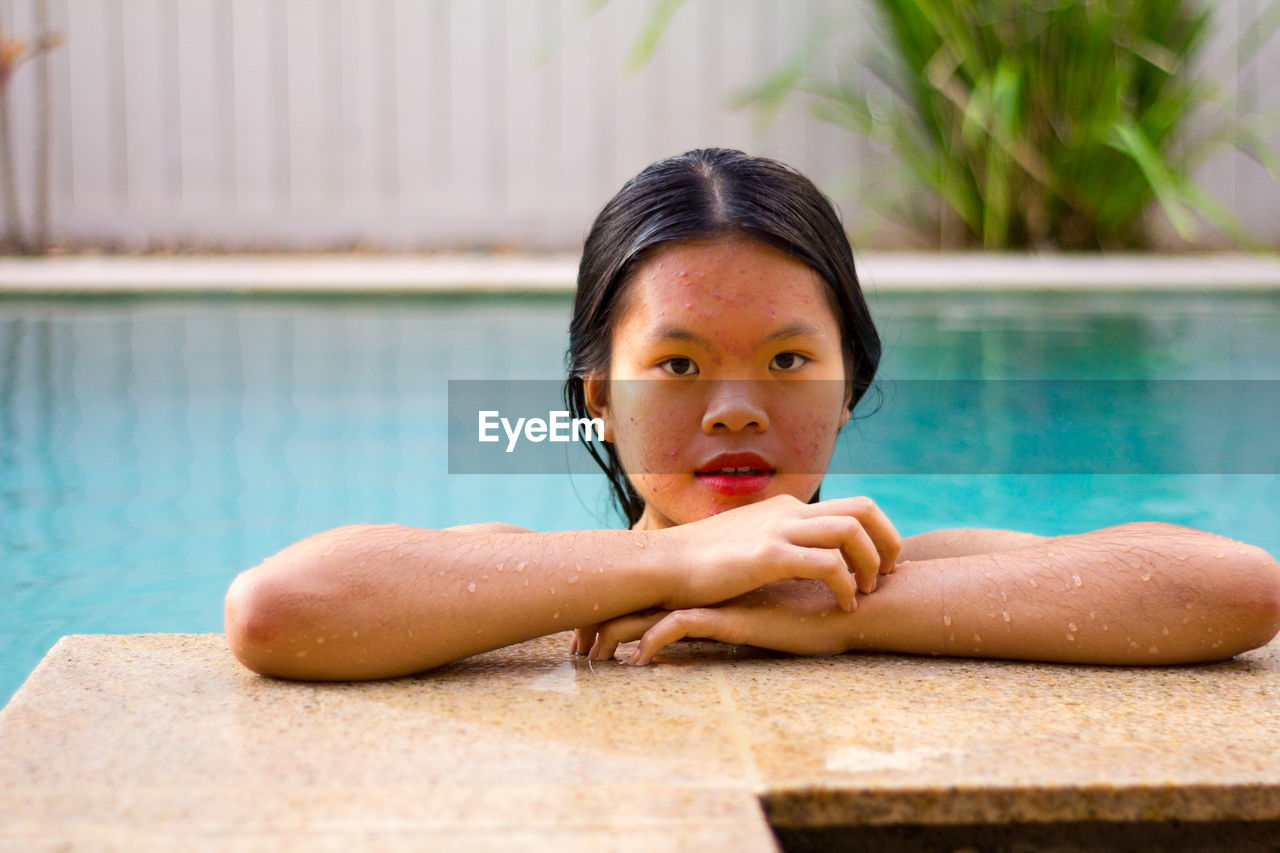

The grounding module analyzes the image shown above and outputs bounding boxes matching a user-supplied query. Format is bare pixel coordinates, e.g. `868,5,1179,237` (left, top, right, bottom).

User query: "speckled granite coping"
2,633,1280,850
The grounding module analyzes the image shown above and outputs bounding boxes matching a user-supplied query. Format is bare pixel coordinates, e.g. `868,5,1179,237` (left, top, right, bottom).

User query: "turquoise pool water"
3,290,1279,704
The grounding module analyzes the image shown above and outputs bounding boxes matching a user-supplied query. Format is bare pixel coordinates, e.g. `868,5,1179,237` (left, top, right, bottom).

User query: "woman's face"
585,237,852,530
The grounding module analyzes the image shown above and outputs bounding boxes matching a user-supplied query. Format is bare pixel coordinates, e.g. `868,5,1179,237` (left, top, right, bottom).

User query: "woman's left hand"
570,579,858,665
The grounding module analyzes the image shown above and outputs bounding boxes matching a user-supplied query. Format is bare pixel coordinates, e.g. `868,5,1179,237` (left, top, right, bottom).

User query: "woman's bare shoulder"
441,521,534,534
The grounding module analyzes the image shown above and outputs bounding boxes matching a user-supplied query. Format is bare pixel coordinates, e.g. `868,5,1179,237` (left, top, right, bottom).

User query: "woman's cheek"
785,414,843,474
615,411,687,475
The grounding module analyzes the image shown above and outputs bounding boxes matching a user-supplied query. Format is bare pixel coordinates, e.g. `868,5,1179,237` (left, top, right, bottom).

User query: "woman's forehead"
617,238,838,332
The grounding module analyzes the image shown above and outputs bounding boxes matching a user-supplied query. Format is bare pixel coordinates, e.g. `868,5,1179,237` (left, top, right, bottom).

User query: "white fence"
0,0,1277,251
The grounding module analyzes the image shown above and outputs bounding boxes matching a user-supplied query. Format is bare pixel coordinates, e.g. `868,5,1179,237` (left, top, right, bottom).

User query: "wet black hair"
564,148,881,527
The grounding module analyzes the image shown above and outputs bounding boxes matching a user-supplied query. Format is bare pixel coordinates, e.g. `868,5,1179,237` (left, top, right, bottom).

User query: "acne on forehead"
621,240,836,326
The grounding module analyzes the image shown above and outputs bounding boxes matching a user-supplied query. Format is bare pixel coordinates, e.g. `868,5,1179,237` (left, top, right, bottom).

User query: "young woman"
224,149,1280,679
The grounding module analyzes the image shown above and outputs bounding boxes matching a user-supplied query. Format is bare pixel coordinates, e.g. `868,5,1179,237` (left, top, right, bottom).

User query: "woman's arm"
223,495,901,680
899,528,1050,561
597,522,1280,666
853,522,1280,664
224,523,668,680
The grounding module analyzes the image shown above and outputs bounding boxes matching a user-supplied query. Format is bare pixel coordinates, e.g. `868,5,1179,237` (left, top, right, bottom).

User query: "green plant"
746,0,1280,249
0,0,60,255
628,0,1280,250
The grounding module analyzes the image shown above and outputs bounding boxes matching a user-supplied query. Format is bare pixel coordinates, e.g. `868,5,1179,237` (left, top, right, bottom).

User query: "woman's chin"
633,473,825,528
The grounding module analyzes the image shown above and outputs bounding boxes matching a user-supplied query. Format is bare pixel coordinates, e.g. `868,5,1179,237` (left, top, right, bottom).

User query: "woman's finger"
589,610,667,661
627,609,732,665
764,540,857,611
570,625,599,656
786,515,881,596
802,496,902,575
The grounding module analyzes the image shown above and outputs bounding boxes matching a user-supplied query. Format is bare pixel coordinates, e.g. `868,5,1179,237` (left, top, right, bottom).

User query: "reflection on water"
2,291,1279,706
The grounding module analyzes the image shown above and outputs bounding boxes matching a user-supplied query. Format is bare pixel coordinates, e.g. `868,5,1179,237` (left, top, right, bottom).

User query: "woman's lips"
695,470,774,496
695,452,774,496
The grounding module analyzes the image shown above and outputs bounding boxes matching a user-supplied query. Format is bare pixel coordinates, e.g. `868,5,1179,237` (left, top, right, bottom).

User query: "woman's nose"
701,381,771,434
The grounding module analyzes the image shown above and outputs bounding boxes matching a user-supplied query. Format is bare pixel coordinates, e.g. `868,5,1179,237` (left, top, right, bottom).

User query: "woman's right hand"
654,494,901,613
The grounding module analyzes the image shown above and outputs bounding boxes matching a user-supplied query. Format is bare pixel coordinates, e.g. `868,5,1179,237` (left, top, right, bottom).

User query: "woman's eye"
770,352,809,371
659,357,699,376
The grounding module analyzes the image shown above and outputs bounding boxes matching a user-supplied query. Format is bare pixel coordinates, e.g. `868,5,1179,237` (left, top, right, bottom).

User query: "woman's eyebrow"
645,326,713,347
760,321,827,343
644,321,827,348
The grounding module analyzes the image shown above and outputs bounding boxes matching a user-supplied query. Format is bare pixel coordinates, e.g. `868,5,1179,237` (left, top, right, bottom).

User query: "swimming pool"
3,290,1279,704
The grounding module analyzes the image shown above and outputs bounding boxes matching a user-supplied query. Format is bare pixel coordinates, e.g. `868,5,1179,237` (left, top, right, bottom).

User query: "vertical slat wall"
0,0,1275,251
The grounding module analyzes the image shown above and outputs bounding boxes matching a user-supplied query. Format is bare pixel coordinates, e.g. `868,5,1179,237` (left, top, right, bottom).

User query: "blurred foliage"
634,0,1280,250
0,3,60,255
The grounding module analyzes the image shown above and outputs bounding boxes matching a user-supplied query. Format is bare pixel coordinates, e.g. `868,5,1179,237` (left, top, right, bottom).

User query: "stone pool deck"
2,251,1280,295
2,633,1280,850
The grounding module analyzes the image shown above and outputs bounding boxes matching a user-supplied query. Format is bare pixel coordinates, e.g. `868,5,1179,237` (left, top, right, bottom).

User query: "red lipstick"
694,452,775,497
